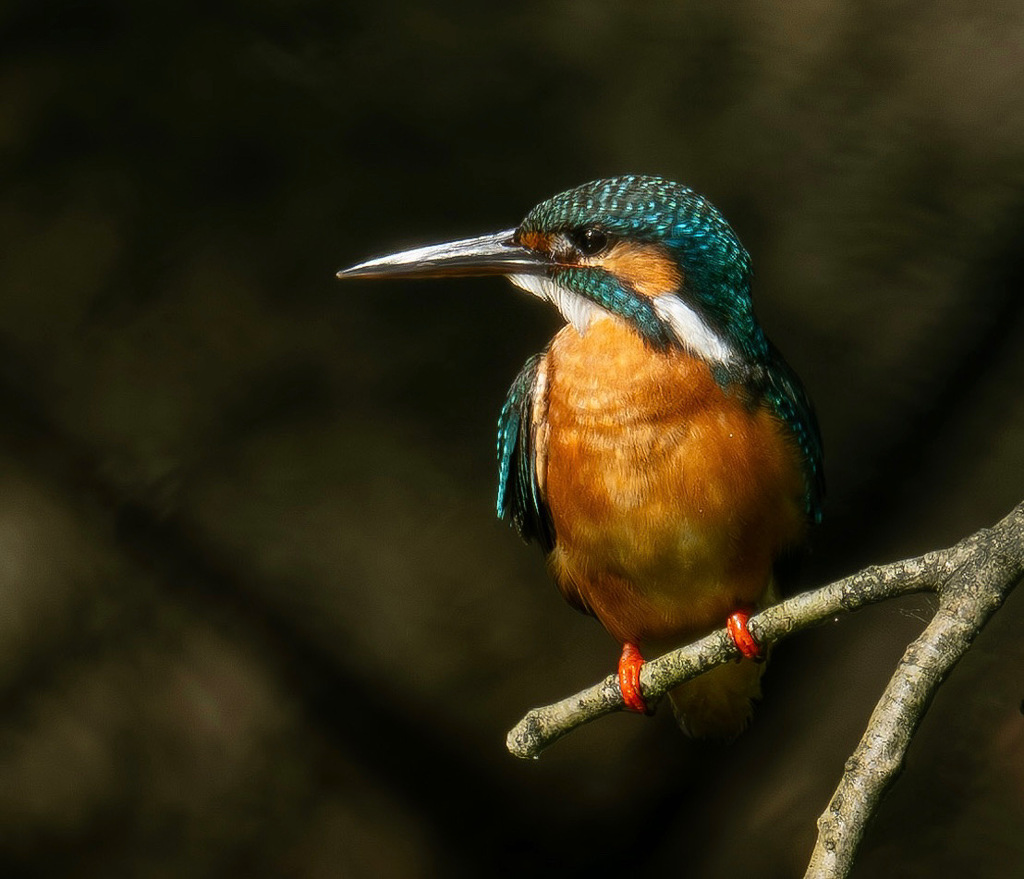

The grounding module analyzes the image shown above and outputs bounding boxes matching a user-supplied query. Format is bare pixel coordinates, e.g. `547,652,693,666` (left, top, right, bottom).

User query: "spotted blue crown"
521,175,766,361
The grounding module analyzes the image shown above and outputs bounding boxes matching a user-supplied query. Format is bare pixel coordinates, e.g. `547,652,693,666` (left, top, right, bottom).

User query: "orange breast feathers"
539,317,807,645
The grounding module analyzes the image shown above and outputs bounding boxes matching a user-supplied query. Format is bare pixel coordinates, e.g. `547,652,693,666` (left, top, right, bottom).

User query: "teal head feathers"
513,176,764,360
338,175,823,521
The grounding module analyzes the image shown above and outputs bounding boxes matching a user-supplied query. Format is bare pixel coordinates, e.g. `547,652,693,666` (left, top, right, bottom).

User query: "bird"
337,175,823,738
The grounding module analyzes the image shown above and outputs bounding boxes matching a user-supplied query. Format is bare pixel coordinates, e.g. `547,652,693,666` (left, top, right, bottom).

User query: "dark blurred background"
1,1,1023,876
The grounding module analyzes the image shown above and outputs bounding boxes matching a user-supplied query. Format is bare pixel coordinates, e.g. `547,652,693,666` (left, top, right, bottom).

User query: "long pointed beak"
336,228,550,280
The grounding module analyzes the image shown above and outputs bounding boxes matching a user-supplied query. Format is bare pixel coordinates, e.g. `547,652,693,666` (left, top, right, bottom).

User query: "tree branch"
506,501,1024,878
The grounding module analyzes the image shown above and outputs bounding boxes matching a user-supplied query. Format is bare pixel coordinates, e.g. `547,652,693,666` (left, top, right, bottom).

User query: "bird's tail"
667,657,765,739
667,577,779,739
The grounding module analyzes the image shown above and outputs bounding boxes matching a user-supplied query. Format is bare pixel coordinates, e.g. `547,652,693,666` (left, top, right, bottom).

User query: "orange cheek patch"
594,242,682,298
518,230,553,253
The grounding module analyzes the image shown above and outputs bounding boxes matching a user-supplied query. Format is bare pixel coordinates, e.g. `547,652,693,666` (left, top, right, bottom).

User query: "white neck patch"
651,294,735,365
507,274,736,366
508,274,603,335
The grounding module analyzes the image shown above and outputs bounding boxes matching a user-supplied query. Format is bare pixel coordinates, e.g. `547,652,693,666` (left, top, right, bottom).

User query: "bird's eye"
575,227,610,256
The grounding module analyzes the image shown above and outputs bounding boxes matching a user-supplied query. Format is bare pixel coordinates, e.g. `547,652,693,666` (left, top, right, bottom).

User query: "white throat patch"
508,274,603,335
507,274,736,365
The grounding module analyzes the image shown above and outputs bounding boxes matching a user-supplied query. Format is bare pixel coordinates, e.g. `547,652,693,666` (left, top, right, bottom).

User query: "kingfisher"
338,176,823,737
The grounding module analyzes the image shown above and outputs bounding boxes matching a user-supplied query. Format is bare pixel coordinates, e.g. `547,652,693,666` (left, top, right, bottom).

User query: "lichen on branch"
506,501,1024,879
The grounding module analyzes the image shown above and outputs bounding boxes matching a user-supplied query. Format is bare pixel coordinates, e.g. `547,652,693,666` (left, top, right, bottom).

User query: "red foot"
727,609,763,660
618,642,648,713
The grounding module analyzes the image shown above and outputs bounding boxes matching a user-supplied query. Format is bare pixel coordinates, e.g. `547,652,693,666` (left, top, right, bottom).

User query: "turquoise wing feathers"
496,354,555,552
762,343,825,524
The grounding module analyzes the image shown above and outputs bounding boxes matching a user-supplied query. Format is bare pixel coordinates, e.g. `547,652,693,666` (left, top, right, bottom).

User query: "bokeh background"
2,1,1024,876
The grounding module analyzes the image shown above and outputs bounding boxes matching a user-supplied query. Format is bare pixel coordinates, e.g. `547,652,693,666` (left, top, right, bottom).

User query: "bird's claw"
618,642,648,713
727,609,763,660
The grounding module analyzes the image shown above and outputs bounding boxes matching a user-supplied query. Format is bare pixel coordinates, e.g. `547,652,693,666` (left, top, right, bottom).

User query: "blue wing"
496,354,555,552
762,342,825,524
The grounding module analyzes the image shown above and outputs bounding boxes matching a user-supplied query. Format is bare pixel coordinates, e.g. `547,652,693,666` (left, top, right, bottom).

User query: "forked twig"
506,502,1024,879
